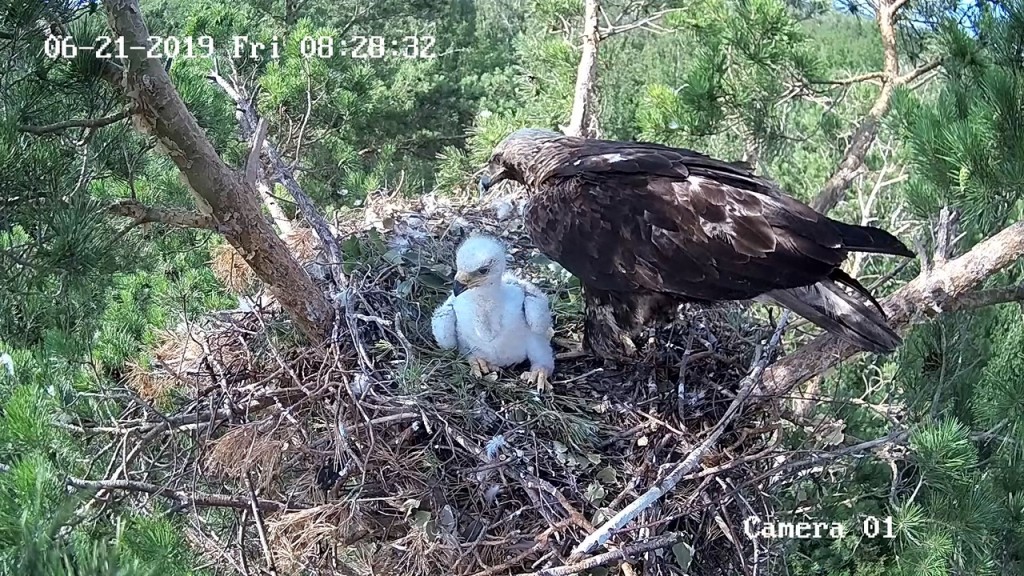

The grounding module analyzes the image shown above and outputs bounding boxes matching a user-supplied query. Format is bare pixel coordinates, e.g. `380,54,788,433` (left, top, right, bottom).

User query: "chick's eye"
477,267,490,275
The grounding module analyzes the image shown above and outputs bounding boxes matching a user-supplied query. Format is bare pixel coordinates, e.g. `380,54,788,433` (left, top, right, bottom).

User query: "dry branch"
107,199,219,230
244,117,268,189
522,533,685,576
761,220,1024,396
811,0,943,214
599,7,683,39
208,70,347,292
67,476,299,512
18,110,129,135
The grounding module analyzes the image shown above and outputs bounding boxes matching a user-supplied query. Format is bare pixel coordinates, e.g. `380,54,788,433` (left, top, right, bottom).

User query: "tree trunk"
102,0,333,342
565,0,602,139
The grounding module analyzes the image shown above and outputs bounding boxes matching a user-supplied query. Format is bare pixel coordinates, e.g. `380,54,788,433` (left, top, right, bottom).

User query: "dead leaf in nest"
585,481,606,504
416,271,449,291
596,466,617,483
383,248,407,266
396,279,414,297
438,505,457,536
411,510,435,539
672,541,694,571
401,498,421,516
821,419,846,447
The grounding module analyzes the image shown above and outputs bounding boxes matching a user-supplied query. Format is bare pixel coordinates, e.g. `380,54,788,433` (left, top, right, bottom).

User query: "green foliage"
893,3,1024,240
0,350,205,575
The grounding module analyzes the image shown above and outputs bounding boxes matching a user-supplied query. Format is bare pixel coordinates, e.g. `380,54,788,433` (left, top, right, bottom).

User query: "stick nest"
124,190,797,576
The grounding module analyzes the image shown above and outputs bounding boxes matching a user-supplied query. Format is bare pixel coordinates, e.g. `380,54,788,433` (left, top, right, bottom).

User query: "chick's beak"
453,271,472,295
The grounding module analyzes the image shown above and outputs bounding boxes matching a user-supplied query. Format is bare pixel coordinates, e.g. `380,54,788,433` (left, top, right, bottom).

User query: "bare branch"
244,117,268,188
598,7,684,39
18,110,129,136
66,476,300,512
524,533,685,576
888,0,911,14
932,206,961,265
107,199,219,230
810,0,941,214
760,221,1024,396
897,57,942,85
246,472,280,576
944,283,1024,312
817,71,886,86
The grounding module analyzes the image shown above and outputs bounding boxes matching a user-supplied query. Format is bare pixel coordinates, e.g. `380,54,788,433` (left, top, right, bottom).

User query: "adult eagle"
478,128,914,360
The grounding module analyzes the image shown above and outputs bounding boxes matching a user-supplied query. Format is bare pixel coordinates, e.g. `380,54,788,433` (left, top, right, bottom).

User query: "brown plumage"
479,128,914,360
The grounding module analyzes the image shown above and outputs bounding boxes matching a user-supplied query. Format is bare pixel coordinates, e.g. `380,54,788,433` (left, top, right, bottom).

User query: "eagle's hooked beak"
452,280,466,296
478,167,508,195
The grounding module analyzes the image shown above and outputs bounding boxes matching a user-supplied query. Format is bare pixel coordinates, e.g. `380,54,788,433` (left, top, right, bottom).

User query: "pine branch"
107,199,219,230
760,220,1024,397
66,476,299,512
101,0,333,342
811,0,942,215
18,111,129,135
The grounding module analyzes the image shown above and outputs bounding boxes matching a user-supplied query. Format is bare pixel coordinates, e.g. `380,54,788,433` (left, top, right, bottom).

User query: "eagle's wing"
503,273,554,338
431,294,458,349
758,282,900,353
526,144,847,302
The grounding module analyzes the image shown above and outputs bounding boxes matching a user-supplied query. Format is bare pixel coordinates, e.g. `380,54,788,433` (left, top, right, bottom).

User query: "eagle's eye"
477,266,490,275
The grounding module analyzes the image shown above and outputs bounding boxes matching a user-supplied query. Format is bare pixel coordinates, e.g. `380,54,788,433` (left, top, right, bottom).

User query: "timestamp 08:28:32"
44,34,438,61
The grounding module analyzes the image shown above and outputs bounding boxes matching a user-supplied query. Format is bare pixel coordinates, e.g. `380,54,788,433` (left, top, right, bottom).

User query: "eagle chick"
431,235,556,392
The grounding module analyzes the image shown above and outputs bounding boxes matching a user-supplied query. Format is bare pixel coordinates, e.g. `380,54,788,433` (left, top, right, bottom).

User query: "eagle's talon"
469,357,498,378
521,369,552,393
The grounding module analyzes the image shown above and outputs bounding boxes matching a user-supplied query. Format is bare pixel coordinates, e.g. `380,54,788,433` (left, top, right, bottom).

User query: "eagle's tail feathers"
763,281,901,354
828,267,886,317
829,219,915,258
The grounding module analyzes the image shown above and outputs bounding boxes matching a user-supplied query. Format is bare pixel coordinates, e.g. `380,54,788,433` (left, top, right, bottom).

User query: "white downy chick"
431,235,556,391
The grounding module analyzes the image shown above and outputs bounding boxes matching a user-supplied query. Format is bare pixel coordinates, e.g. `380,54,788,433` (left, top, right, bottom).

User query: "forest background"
2,0,1024,574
